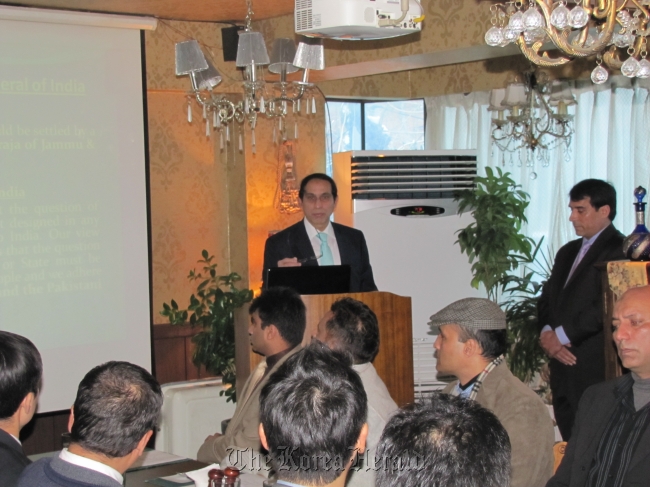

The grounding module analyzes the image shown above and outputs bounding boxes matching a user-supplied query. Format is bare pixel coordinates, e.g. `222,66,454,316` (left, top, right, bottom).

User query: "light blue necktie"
317,232,334,266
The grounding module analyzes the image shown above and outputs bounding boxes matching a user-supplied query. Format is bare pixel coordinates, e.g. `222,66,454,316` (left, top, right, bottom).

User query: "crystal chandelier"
174,2,324,153
485,1,650,84
488,71,576,172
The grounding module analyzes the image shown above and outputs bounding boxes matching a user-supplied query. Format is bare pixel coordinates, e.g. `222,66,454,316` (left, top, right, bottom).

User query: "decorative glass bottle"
623,186,650,261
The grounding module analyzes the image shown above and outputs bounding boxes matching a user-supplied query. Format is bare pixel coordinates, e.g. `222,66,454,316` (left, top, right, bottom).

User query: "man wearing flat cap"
430,297,555,487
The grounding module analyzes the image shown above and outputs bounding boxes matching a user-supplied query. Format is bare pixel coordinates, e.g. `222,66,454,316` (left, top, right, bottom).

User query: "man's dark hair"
376,392,511,487
0,331,42,420
299,173,338,200
569,178,617,221
249,286,306,348
70,361,162,458
259,343,367,486
323,298,380,364
456,326,508,361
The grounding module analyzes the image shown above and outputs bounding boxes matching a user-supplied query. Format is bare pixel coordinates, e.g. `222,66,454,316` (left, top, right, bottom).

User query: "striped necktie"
317,232,334,266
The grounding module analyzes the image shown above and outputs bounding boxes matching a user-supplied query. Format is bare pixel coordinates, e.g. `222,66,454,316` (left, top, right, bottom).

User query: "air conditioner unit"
295,0,423,40
333,150,484,340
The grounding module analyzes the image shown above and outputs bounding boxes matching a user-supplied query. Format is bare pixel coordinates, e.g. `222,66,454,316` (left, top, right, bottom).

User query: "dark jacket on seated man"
0,429,31,487
0,331,42,487
18,456,123,487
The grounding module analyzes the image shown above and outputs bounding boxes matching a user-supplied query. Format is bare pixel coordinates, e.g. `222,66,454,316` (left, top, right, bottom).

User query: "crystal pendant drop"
550,4,570,29
621,57,640,77
569,6,589,28
591,65,609,84
636,59,650,78
613,33,628,48
508,11,525,33
485,26,505,46
617,10,632,27
523,8,544,30
503,27,518,43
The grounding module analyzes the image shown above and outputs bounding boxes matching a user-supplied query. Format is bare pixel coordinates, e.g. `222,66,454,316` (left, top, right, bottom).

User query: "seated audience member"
18,361,162,487
198,286,306,470
259,343,369,487
376,392,511,487
0,332,43,487
429,297,555,487
548,285,650,487
313,297,398,487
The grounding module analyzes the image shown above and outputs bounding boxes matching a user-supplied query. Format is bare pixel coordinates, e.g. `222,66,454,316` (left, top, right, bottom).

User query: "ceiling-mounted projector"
295,0,423,40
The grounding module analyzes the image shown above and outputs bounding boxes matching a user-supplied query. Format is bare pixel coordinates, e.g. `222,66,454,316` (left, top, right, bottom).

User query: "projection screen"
0,7,156,413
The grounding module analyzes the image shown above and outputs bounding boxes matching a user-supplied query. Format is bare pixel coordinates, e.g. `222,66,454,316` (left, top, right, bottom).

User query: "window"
325,99,425,174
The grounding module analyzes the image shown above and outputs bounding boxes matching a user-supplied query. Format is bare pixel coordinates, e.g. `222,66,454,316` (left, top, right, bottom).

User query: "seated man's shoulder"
488,367,549,416
17,458,51,486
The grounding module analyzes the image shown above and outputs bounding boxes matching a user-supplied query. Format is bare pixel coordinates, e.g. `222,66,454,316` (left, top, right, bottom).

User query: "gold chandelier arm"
603,45,623,69
516,37,572,67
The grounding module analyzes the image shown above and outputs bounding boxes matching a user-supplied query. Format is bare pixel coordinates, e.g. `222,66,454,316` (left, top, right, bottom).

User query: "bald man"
548,285,650,487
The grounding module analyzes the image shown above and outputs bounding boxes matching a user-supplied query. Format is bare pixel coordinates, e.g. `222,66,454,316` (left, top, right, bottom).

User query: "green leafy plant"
455,167,535,301
160,250,253,403
500,239,553,384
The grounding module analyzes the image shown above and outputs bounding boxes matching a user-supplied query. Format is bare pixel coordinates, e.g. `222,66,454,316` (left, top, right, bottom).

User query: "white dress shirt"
59,448,123,484
303,219,341,266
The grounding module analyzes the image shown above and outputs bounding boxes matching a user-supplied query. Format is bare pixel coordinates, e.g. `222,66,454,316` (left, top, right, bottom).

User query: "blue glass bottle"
623,186,650,261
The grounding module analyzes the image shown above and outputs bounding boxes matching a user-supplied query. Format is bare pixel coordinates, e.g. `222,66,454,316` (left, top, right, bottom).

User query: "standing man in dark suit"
263,173,377,292
0,331,42,487
538,179,625,440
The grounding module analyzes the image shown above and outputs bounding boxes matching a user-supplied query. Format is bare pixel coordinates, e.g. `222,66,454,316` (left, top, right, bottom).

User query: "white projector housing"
295,0,422,40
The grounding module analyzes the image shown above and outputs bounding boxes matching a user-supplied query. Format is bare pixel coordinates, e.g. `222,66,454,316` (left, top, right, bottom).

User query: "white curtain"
425,77,650,254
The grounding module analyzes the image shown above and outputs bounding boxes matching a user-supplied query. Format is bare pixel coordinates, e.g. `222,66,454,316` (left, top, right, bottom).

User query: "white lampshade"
503,83,527,106
292,42,325,70
236,31,270,67
548,81,576,106
488,88,506,111
193,57,222,91
175,40,208,76
269,38,299,75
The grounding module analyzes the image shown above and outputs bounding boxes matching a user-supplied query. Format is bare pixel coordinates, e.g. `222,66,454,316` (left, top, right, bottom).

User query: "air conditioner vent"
295,8,313,31
350,154,477,200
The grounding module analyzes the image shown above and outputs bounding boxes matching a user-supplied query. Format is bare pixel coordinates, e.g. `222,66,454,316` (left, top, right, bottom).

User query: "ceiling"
0,0,293,22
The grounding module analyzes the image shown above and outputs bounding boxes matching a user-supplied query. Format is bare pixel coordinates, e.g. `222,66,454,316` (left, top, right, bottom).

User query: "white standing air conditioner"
295,0,423,40
333,150,484,341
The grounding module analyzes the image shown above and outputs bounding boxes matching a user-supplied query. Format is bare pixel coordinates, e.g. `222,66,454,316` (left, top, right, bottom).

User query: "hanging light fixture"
174,1,324,154
488,70,576,175
485,1,650,84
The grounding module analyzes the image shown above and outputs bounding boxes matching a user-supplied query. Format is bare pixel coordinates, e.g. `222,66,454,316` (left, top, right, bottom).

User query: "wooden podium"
235,292,414,407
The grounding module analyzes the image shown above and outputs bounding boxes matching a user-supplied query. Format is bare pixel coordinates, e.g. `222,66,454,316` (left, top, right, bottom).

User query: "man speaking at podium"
263,173,377,293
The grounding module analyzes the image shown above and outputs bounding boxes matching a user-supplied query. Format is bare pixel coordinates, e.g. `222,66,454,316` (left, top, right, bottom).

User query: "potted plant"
455,167,548,384
160,250,253,402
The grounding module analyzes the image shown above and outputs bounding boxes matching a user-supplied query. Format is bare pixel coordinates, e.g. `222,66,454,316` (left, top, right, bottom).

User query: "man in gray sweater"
18,361,162,487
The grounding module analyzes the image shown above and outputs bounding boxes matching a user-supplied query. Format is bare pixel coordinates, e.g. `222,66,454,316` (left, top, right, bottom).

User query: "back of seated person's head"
259,343,368,486
0,331,42,421
249,286,306,348
318,297,379,364
376,392,511,487
70,361,162,458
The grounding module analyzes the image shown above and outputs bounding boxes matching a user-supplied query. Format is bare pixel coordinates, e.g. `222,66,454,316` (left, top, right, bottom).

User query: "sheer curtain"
425,77,650,254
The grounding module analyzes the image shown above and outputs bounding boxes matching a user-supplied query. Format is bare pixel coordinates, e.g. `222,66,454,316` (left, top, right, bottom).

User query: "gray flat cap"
428,298,506,334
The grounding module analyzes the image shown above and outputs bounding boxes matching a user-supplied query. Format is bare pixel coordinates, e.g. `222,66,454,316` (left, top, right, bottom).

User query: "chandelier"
174,2,324,153
488,70,576,172
485,1,650,84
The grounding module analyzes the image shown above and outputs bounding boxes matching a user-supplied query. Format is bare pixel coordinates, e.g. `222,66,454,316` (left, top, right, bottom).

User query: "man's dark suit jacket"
547,375,650,487
0,428,31,487
263,220,378,293
538,223,625,440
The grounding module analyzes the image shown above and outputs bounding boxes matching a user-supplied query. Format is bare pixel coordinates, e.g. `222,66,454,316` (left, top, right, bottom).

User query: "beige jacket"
197,345,302,471
444,361,555,487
